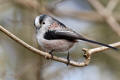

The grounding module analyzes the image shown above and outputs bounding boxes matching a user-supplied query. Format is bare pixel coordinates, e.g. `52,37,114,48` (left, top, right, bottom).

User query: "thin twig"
88,0,120,36
0,25,120,67
83,42,120,56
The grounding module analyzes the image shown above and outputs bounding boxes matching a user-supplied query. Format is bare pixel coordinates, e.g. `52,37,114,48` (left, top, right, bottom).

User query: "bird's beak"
36,27,40,30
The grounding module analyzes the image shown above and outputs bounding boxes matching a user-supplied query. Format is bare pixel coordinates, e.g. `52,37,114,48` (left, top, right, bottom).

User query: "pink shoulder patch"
48,22,59,29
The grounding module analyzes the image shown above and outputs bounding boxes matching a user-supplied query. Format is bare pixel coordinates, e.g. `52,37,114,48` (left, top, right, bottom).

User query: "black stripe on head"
39,14,47,24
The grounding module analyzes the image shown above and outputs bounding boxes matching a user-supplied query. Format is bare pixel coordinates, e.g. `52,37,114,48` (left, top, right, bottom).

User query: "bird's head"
34,14,53,31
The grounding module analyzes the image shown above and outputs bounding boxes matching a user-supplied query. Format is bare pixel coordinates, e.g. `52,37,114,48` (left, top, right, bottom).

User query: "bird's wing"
47,18,118,50
44,30,82,41
44,30,118,50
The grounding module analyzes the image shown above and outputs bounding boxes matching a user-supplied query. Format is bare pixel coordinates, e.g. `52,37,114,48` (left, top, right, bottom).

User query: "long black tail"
79,38,118,50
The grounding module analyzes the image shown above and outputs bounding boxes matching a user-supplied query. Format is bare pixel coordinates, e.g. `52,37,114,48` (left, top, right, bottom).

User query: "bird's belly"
38,38,75,52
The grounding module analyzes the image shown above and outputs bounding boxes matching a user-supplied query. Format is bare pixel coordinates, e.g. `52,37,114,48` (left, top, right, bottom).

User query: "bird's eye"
42,22,45,24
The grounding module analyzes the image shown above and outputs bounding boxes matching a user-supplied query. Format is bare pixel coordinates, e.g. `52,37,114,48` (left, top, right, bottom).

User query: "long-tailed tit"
34,14,117,65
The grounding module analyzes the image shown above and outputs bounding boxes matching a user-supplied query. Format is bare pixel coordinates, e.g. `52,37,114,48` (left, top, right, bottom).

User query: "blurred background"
0,0,120,80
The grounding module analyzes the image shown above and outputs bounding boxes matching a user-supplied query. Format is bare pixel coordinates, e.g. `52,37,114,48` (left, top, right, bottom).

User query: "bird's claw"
66,51,70,66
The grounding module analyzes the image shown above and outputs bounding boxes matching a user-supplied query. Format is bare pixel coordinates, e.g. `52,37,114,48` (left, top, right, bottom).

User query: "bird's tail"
78,38,118,50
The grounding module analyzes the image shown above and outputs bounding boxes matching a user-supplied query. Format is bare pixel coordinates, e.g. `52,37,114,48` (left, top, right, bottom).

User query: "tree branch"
0,25,89,67
0,25,120,67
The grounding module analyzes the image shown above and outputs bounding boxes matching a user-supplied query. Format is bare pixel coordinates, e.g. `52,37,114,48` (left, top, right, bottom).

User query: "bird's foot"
49,49,55,60
83,54,88,59
66,51,70,66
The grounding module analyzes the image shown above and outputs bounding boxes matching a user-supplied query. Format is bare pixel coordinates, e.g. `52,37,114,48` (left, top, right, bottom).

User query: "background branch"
88,0,120,36
48,9,120,22
106,0,118,11
0,25,120,67
13,0,120,22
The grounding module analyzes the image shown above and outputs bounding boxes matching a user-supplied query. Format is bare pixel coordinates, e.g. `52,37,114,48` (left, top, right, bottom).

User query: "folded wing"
44,30,118,50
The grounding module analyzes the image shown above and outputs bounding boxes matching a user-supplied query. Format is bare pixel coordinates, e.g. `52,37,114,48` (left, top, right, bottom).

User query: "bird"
34,14,118,65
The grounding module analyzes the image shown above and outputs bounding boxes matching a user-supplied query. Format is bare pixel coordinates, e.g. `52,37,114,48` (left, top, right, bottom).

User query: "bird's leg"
83,54,88,59
66,51,70,66
49,49,55,59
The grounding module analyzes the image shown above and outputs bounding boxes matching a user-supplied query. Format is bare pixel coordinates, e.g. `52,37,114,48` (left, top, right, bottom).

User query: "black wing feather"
44,30,78,41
